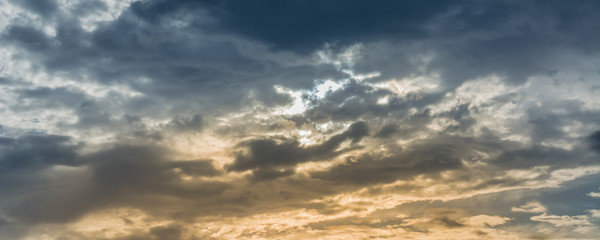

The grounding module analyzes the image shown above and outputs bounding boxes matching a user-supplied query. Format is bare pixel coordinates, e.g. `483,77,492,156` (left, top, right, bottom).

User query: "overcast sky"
1,0,600,239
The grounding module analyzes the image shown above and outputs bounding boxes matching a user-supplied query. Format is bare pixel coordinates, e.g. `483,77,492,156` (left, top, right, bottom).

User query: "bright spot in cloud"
314,79,344,99
274,79,349,115
274,85,307,115
373,74,440,98
377,95,390,105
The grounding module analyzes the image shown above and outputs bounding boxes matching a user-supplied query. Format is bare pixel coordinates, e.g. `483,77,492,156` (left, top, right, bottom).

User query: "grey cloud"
440,104,477,133
311,136,468,185
349,2,600,88
13,87,89,110
313,129,595,187
0,77,12,85
9,0,58,18
74,100,114,128
374,124,398,139
303,81,388,122
71,0,108,17
162,0,600,90
0,5,343,123
0,137,14,146
419,209,467,228
0,137,226,225
75,223,219,240
88,145,222,192
81,145,227,208
167,114,203,133
127,0,451,51
0,135,80,171
4,25,54,51
303,80,447,126
489,145,594,170
2,0,599,120
519,99,600,156
589,130,600,153
117,224,186,240
200,0,452,52
227,121,368,179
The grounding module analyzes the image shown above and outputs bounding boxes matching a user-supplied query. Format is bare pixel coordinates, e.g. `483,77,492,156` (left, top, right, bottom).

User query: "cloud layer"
1,0,599,239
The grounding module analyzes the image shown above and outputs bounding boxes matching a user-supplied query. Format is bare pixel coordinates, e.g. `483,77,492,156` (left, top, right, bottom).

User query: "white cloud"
511,201,547,213
530,213,596,233
587,188,600,198
588,209,600,218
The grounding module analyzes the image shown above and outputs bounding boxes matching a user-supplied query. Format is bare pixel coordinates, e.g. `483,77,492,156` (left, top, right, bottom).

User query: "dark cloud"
302,80,447,126
441,104,477,133
227,121,368,179
74,100,114,128
374,124,399,139
0,137,226,224
122,0,600,88
311,136,468,185
312,125,600,187
71,0,108,17
588,130,600,153
0,137,14,146
0,4,346,121
198,0,455,52
4,25,54,51
0,135,80,171
490,146,590,170
88,145,222,191
5,0,595,125
349,1,600,87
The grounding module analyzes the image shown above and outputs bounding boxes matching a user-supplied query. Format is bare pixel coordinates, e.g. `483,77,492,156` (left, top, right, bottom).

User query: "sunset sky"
1,0,600,239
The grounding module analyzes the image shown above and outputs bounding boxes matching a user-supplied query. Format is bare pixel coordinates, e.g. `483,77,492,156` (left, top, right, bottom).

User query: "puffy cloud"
588,188,600,198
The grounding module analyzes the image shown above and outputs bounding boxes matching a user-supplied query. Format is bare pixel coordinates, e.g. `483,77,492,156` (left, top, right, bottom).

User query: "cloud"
129,0,456,52
589,130,600,153
1,0,600,239
9,0,58,18
166,114,203,133
0,135,80,171
512,201,547,213
226,121,368,180
0,136,226,225
589,209,600,218
588,188,600,198
530,213,595,232
310,136,466,185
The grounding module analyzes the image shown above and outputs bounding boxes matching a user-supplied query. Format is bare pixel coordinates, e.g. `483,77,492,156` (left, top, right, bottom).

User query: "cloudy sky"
1,0,600,239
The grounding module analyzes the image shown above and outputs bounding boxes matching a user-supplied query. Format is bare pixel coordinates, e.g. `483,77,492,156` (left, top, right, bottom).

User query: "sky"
0,0,600,239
